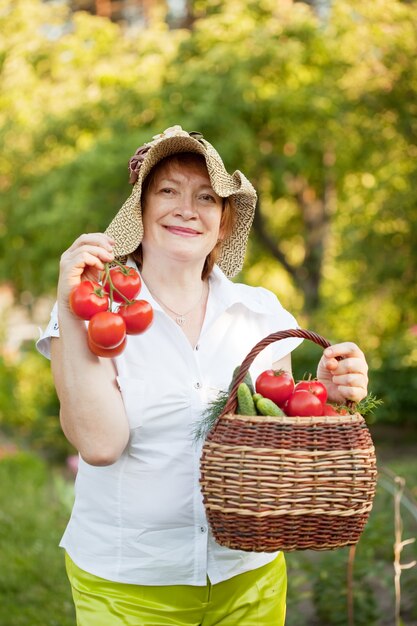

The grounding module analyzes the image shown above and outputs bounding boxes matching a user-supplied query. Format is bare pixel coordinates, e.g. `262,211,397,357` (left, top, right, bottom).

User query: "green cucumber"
237,382,257,416
229,365,255,394
252,393,263,403
256,397,285,417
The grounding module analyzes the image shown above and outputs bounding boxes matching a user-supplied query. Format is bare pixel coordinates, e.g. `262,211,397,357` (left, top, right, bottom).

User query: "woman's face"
141,160,224,269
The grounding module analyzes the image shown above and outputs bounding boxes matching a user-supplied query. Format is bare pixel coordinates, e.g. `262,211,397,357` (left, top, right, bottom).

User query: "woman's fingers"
324,356,368,377
317,342,369,403
57,233,116,304
68,233,115,253
323,342,367,364
331,371,367,387
332,384,368,403
330,371,368,398
61,246,114,270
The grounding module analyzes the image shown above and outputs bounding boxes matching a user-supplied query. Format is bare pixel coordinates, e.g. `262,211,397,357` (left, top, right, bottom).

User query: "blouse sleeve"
36,302,59,360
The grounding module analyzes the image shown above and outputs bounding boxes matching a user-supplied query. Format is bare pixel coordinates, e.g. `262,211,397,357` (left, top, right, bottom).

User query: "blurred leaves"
0,452,75,624
0,0,417,426
0,0,183,294
0,345,69,460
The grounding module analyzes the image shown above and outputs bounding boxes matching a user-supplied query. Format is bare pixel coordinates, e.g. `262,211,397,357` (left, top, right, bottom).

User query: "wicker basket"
200,329,378,552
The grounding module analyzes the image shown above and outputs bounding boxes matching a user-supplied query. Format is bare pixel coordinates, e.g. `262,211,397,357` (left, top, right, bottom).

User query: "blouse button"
194,382,202,390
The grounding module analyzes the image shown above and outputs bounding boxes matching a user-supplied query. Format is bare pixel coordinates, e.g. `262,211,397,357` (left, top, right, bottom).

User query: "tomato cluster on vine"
255,369,347,417
69,263,153,358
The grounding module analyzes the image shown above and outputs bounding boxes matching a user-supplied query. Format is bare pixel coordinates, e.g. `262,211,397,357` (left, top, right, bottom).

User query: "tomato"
87,336,127,358
285,389,324,417
69,281,109,320
255,369,295,408
117,300,154,335
322,404,349,416
322,403,341,416
103,266,141,302
88,312,126,349
294,379,328,405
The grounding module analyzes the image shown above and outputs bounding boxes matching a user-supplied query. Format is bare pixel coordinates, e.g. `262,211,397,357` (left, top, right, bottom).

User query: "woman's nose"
175,195,197,219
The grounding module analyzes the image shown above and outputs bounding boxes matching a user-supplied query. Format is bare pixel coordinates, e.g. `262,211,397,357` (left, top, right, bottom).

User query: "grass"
0,435,416,626
0,452,75,626
285,438,417,626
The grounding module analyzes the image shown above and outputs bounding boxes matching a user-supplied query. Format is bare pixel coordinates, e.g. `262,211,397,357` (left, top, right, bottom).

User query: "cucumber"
237,382,257,416
252,393,263,403
256,397,285,417
229,365,255,394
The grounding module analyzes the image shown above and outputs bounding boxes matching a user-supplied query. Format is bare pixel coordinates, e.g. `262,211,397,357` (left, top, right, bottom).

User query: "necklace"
147,283,206,326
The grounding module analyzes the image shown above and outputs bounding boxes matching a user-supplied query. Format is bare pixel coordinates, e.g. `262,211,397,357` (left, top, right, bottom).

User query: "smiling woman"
135,152,236,280
36,125,370,626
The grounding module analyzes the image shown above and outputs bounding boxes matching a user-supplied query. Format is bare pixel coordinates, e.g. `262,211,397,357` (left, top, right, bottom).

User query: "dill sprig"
338,392,383,416
355,392,384,416
192,390,229,443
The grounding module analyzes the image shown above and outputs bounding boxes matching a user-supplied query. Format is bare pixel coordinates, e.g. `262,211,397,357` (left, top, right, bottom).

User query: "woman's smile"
164,225,202,237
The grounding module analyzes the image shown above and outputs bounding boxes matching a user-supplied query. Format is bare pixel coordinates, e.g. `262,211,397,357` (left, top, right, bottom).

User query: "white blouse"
37,263,302,586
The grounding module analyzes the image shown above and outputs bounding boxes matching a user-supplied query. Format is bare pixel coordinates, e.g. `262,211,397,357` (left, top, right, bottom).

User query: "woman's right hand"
57,233,115,309
52,233,130,465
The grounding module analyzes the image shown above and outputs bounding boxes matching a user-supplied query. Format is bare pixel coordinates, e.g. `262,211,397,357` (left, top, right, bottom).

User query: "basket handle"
221,328,332,418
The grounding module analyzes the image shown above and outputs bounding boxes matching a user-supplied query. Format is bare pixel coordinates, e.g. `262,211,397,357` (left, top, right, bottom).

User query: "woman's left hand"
317,342,369,404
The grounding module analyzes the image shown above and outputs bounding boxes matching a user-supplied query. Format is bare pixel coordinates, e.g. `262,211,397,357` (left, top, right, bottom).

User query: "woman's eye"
161,188,174,195
200,194,216,202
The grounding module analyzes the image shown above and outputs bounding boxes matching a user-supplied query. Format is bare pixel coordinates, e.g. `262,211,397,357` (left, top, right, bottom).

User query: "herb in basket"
192,390,229,442
192,366,255,442
339,393,383,417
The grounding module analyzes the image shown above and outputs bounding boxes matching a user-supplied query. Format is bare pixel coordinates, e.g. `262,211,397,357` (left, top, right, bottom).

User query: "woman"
37,125,368,625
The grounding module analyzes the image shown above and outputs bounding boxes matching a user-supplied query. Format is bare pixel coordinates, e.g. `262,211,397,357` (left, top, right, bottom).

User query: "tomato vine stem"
103,263,133,309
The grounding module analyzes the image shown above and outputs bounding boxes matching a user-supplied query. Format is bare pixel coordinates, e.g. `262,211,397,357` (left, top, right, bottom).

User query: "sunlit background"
0,1,416,624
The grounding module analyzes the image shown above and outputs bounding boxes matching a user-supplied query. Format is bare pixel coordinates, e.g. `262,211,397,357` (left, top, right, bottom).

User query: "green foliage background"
0,1,416,448
1,449,416,626
0,2,416,623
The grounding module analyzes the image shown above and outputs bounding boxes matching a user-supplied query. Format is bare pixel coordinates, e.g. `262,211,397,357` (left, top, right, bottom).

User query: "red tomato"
285,390,324,417
323,404,350,416
255,369,295,408
103,266,141,302
322,403,341,416
117,300,154,335
294,379,328,405
69,281,109,320
87,336,127,358
88,312,126,348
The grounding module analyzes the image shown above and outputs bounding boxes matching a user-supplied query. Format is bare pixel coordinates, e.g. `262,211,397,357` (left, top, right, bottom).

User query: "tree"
157,0,417,327
0,0,183,295
2,0,417,346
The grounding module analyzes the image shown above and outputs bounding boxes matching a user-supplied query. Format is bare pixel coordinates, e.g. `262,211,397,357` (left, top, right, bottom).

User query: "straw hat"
105,125,257,278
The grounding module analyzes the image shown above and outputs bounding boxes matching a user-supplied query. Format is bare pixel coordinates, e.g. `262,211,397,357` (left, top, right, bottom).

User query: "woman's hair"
131,152,236,280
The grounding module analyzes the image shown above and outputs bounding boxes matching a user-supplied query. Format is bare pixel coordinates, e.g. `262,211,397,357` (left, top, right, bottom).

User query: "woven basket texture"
200,329,378,552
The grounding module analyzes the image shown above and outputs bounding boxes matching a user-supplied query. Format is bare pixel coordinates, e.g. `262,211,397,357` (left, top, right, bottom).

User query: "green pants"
65,552,287,625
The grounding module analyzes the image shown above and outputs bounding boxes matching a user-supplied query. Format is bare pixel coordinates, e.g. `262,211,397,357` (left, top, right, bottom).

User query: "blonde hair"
132,152,236,280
